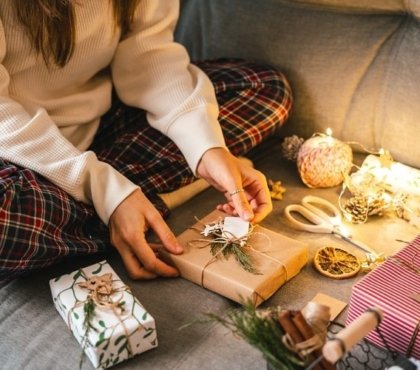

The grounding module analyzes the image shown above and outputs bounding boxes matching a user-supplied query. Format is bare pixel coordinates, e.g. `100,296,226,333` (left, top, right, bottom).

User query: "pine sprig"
205,303,305,370
209,232,260,274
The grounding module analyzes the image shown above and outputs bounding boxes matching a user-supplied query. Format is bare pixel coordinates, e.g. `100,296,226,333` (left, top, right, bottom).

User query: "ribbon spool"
297,134,353,188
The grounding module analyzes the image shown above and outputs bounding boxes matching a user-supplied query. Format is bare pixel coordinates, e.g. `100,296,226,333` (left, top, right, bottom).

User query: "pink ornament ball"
297,135,353,188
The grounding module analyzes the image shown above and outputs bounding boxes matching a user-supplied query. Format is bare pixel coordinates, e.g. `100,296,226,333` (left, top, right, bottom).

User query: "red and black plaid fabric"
0,59,292,280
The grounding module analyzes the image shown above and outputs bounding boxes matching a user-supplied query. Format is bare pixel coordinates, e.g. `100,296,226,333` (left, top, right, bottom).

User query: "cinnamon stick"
277,310,323,370
277,310,304,343
291,310,335,370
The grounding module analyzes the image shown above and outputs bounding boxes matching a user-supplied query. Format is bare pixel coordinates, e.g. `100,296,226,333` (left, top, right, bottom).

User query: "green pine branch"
210,234,260,274
204,303,305,370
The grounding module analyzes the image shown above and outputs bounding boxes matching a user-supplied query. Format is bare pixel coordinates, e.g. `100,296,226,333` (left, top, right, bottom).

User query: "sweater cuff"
166,107,226,175
87,160,140,225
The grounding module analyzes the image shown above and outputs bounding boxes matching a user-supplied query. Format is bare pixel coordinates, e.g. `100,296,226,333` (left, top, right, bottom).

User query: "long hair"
14,0,141,68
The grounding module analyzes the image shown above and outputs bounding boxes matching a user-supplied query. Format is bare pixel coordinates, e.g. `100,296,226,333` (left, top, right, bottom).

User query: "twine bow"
277,303,335,370
78,273,122,309
189,217,260,275
283,334,324,358
281,303,330,359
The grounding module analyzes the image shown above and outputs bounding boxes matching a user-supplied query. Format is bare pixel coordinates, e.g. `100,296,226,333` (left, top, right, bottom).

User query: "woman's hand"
196,147,272,224
109,189,183,279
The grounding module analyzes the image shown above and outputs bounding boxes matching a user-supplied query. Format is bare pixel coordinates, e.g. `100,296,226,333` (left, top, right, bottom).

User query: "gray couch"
1,1,419,369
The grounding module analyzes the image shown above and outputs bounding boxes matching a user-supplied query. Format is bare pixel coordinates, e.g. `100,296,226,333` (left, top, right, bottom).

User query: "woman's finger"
146,211,183,255
115,242,158,280
128,232,179,277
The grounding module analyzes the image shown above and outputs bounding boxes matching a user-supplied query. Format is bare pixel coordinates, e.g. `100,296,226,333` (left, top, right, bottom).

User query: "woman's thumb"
230,189,254,221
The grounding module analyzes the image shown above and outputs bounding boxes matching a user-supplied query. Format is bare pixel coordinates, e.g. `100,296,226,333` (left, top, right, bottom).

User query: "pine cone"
281,135,304,161
344,194,386,224
343,196,369,224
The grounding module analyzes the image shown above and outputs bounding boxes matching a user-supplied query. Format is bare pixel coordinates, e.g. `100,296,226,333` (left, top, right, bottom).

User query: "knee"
0,162,32,279
0,162,58,280
246,62,293,126
201,58,293,126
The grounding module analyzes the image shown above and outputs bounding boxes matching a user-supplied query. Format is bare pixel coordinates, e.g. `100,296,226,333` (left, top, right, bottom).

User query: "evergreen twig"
203,302,305,370
209,230,260,274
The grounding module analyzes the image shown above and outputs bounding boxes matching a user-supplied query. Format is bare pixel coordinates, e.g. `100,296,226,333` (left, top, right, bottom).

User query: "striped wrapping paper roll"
346,236,420,358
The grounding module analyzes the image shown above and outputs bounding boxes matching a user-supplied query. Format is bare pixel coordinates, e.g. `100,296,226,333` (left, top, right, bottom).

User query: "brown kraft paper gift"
160,210,308,306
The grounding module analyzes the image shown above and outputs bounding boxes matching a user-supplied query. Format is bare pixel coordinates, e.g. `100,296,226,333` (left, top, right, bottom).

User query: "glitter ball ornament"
296,133,353,188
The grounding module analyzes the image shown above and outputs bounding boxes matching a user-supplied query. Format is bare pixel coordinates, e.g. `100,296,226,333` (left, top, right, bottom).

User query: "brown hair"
14,0,141,67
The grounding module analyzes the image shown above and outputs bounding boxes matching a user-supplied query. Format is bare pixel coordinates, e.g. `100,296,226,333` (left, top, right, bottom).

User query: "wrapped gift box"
50,261,157,369
346,236,420,358
160,210,308,306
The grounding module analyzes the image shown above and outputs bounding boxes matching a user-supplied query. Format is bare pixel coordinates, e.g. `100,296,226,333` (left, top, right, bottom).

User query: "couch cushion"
291,0,405,13
177,0,420,168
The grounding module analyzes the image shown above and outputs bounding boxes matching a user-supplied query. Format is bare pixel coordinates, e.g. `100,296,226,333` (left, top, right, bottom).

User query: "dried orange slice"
314,246,360,279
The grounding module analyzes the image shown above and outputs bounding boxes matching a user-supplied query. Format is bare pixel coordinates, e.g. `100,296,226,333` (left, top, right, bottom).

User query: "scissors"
284,195,379,258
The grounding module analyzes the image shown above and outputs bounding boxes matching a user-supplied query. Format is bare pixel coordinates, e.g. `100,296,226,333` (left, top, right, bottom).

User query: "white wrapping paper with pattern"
346,237,420,358
50,261,157,369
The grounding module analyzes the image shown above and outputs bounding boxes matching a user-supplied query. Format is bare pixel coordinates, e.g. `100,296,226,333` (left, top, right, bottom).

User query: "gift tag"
307,293,347,320
223,217,250,239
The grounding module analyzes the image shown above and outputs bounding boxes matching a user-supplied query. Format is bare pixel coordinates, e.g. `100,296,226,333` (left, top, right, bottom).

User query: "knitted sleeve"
0,19,139,225
111,0,227,174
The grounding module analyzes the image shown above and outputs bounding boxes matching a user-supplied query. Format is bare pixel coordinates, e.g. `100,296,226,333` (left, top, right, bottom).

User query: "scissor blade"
333,231,379,257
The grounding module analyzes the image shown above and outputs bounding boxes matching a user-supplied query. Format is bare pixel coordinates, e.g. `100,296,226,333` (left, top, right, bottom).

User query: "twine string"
281,304,330,359
73,273,138,357
407,321,420,357
388,247,420,275
282,333,324,358
345,141,382,156
188,238,231,287
188,220,288,300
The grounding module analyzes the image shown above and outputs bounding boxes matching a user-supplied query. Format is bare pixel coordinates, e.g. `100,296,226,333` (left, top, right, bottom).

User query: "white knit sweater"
0,0,226,224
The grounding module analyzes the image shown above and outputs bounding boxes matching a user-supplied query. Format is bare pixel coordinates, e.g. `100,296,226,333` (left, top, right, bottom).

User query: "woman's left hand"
196,147,272,224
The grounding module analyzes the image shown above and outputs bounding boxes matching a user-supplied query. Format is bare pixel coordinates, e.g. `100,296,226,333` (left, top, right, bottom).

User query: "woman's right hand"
108,189,183,279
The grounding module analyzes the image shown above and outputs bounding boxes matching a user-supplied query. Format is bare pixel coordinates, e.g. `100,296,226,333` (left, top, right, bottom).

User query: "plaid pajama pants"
0,59,292,280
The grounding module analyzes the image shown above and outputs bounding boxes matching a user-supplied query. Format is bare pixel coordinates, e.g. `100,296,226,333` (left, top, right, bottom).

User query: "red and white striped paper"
346,235,420,358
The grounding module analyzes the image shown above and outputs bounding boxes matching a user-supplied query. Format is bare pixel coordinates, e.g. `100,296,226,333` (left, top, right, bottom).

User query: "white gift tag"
222,217,250,239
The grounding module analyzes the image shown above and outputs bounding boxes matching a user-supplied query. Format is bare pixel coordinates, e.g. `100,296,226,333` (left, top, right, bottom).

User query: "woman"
0,0,292,280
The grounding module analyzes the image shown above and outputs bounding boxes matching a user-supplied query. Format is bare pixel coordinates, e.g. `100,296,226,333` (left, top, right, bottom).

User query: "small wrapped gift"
160,210,308,306
346,236,420,358
50,261,157,369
